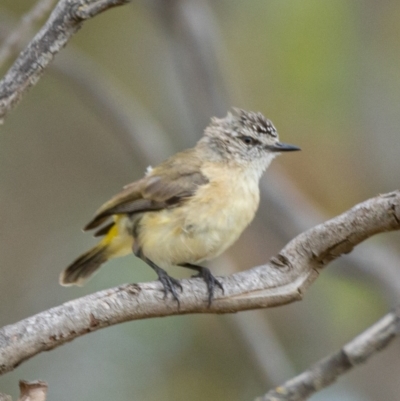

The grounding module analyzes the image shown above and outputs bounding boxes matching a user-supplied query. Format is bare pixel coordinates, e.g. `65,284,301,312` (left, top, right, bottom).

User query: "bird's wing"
84,149,208,231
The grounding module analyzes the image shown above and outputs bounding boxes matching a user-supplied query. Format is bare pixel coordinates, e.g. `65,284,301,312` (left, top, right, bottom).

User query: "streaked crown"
200,108,299,165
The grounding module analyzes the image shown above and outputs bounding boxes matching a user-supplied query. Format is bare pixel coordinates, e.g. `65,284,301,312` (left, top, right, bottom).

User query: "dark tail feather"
60,244,108,286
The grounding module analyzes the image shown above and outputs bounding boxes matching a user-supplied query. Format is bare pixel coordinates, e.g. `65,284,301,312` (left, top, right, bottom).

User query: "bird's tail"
60,243,109,286
60,218,133,286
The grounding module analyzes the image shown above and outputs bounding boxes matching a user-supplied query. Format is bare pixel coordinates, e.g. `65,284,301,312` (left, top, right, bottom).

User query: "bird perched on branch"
60,108,300,305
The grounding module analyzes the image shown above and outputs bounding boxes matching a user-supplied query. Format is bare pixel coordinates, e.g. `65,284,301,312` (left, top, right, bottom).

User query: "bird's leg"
180,263,224,306
135,248,182,304
148,260,183,304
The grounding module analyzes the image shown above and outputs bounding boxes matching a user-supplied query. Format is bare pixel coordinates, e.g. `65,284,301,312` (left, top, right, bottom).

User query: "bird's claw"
192,267,224,307
157,269,183,306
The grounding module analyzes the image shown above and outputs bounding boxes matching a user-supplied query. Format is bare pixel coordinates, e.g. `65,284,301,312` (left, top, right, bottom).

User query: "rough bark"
0,0,129,122
257,305,400,401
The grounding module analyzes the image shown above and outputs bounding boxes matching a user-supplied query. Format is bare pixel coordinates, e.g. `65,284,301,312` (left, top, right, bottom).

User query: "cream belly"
137,164,260,268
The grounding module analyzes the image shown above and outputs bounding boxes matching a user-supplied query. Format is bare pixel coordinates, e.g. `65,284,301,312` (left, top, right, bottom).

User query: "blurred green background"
0,1,399,400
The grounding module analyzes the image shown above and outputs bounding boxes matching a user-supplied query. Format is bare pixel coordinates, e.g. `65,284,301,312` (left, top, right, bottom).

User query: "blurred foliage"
1,1,400,400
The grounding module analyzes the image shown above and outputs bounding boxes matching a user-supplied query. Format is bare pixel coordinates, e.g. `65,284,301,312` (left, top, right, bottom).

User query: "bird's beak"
266,142,301,152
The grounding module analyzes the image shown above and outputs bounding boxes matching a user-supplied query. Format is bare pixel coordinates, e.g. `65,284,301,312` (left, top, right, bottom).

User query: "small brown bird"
60,109,300,304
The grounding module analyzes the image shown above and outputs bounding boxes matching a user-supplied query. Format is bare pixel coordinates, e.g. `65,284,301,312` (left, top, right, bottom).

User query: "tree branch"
0,0,57,68
0,0,130,123
0,191,399,375
262,169,400,301
257,304,400,401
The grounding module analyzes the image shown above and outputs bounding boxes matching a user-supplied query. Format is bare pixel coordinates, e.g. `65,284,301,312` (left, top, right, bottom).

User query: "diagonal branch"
257,304,400,401
0,0,130,122
0,191,399,376
0,0,57,68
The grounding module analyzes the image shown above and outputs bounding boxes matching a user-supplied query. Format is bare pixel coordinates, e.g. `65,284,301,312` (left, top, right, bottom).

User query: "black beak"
266,142,301,152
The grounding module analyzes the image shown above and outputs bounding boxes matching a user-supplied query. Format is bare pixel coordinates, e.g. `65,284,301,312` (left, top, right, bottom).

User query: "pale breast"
138,162,260,268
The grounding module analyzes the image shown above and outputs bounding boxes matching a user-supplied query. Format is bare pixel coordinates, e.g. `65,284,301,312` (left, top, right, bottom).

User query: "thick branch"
0,191,399,375
258,305,400,401
0,0,130,122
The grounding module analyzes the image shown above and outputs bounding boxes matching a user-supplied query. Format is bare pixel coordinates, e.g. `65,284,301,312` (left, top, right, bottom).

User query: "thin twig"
0,190,399,376
0,0,57,68
257,304,400,401
0,0,130,122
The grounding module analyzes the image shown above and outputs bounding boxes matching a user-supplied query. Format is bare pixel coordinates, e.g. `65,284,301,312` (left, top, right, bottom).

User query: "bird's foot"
156,268,183,305
138,251,183,306
190,266,224,307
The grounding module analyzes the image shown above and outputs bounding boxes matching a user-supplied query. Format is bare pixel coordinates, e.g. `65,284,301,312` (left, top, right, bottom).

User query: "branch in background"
146,0,232,145
52,49,175,166
224,309,296,384
0,0,57,68
151,0,229,123
0,381,47,401
0,0,130,122
0,191,399,376
257,305,400,401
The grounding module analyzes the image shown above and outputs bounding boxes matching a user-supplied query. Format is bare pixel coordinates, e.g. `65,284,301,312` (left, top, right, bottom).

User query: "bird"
60,108,300,305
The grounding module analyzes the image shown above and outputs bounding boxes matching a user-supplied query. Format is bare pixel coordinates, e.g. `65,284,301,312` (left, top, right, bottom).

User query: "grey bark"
257,305,400,401
0,0,57,68
0,0,130,122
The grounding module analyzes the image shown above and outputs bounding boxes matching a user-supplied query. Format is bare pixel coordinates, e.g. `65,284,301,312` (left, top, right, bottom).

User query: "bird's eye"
241,136,253,145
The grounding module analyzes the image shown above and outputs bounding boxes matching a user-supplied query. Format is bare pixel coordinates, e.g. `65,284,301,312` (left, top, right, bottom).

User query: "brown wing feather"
84,148,208,231
84,181,143,230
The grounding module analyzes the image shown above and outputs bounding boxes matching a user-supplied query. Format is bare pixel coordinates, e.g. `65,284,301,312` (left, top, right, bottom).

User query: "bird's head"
201,108,300,170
